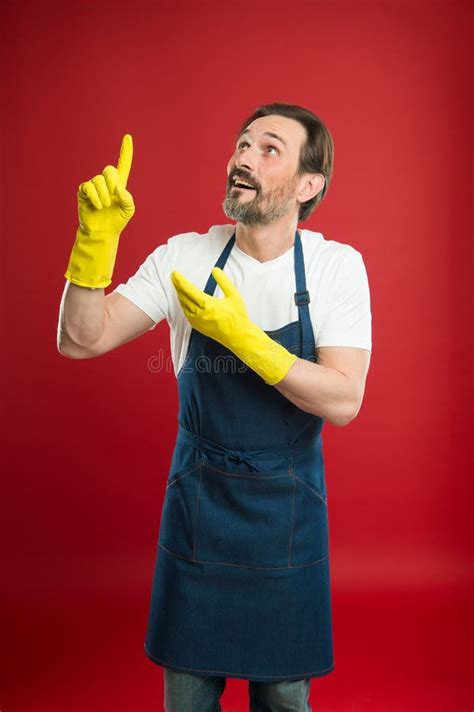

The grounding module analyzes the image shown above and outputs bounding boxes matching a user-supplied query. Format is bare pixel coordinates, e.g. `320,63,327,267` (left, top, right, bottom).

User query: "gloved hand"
171,267,298,386
64,134,135,288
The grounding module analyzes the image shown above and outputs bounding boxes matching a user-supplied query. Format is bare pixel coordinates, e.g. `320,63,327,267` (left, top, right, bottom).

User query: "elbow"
56,337,95,360
333,385,366,426
57,337,71,358
57,324,76,358
327,399,361,427
57,341,77,359
57,331,76,358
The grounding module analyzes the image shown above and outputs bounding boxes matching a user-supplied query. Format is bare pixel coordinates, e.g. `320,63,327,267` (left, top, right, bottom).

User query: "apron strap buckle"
294,290,310,306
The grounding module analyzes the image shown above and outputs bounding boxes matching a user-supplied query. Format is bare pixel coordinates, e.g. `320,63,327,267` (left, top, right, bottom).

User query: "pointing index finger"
117,134,133,187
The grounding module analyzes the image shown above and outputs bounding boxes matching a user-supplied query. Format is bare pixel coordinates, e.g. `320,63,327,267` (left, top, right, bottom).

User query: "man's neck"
235,216,299,263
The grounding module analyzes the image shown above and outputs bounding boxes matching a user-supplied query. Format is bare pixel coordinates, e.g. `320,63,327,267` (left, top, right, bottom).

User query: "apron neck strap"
293,229,316,361
204,232,236,296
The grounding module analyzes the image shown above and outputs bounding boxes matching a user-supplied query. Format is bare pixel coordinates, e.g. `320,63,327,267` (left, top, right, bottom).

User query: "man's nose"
235,145,257,172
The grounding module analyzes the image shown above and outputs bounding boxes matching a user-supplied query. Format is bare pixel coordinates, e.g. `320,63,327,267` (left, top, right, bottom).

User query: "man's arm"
274,346,371,427
58,133,147,358
57,283,155,359
171,267,372,411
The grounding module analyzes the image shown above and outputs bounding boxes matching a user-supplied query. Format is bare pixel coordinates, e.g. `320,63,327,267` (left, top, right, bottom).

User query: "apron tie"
177,424,318,464
225,449,261,470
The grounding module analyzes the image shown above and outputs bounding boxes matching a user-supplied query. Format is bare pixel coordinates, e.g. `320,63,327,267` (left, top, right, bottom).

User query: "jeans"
163,666,313,712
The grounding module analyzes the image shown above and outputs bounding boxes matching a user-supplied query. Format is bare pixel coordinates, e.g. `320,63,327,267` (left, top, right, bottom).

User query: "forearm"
273,357,358,426
170,268,364,422
57,281,106,351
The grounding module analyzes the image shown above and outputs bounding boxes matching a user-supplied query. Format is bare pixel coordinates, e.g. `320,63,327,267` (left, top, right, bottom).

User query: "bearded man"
58,102,372,712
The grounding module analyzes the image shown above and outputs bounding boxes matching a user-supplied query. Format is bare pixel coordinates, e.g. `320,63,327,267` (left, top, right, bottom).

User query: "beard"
222,174,300,227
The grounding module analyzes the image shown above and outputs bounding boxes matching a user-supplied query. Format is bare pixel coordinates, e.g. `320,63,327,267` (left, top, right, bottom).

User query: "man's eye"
236,141,279,155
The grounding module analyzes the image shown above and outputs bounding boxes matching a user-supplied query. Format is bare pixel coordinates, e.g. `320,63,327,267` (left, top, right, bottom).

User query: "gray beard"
222,180,298,227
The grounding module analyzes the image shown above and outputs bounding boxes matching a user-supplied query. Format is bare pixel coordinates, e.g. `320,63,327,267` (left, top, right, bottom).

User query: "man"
58,103,372,712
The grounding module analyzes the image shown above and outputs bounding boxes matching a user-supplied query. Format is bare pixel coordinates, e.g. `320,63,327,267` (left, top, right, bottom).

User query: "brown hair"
236,102,334,222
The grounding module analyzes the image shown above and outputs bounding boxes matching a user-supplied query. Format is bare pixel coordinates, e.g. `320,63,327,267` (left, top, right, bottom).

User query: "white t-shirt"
112,224,372,376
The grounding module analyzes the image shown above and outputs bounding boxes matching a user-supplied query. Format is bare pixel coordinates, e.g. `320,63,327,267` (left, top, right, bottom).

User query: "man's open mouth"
232,177,257,191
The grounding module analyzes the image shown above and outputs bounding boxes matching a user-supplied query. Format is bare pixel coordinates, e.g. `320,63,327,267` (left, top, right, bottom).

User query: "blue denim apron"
144,229,335,683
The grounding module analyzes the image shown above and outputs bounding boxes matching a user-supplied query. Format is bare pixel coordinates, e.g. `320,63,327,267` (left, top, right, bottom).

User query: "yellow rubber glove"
64,134,135,288
171,267,298,386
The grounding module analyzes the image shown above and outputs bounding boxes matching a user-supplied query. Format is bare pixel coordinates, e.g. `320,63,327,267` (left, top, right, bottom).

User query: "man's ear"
297,174,325,203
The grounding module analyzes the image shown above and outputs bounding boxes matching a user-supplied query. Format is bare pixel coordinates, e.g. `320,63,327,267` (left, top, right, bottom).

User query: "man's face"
222,115,307,227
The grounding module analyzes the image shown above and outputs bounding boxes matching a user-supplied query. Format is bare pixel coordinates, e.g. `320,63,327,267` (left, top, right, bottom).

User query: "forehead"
240,115,306,150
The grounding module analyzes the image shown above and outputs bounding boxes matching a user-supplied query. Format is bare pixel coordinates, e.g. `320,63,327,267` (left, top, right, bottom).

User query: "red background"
1,0,472,710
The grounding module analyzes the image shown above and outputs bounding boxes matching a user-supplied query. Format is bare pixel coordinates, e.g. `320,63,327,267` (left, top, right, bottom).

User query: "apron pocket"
158,460,203,561
194,462,294,568
290,474,329,566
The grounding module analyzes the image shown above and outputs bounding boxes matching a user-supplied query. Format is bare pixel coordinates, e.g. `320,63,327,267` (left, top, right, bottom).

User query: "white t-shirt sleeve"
316,248,372,352
112,244,169,331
